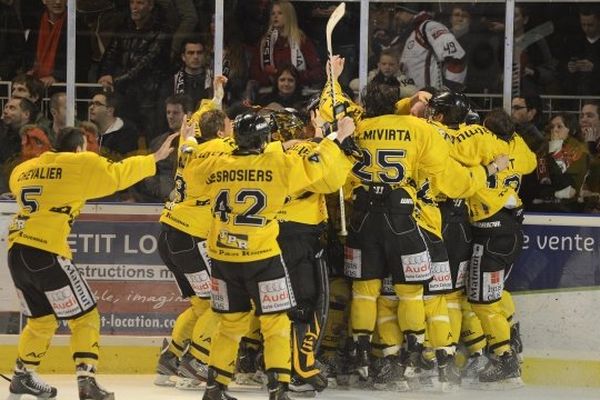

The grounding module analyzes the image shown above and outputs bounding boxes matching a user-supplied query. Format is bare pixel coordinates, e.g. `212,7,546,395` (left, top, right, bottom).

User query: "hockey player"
466,108,536,388
6,127,177,400
182,111,357,400
272,110,354,395
154,77,234,387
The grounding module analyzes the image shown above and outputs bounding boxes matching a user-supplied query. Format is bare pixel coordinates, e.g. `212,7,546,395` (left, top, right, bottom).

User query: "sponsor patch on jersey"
401,250,431,282
469,244,483,301
185,270,211,298
258,277,292,313
15,288,32,317
428,261,452,292
45,286,82,318
343,247,362,278
58,257,95,309
197,240,212,274
456,260,468,289
482,270,504,302
210,277,230,311
381,276,395,295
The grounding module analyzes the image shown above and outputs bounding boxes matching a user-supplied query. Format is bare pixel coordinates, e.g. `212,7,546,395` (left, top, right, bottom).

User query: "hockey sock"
460,297,487,355
68,308,101,368
169,296,205,357
18,314,58,369
470,301,511,356
260,313,292,384
351,279,381,337
394,283,426,340
424,294,453,349
190,299,217,363
208,311,252,386
376,295,402,356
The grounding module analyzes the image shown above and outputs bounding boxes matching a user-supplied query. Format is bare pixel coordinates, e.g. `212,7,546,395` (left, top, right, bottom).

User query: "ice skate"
154,338,179,386
317,353,338,388
176,352,209,390
234,342,263,386
401,334,425,378
510,322,524,363
371,356,409,392
436,349,461,392
7,361,57,400
78,376,114,400
288,376,317,398
202,368,236,400
352,336,370,379
461,352,488,387
478,352,524,390
267,372,292,400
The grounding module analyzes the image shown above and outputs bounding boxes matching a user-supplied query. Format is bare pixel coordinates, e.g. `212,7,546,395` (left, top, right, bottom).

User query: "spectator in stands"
579,100,600,155
348,48,416,98
257,65,306,109
98,0,171,142
168,36,211,109
511,95,545,153
560,5,600,96
236,0,271,47
203,14,249,103
395,5,467,90
513,94,545,209
133,94,192,203
0,98,38,193
449,4,502,93
88,91,138,159
249,0,323,90
49,92,75,140
531,113,589,212
24,0,91,86
0,0,25,81
77,0,127,82
18,124,53,162
79,120,100,153
512,5,557,96
11,74,44,107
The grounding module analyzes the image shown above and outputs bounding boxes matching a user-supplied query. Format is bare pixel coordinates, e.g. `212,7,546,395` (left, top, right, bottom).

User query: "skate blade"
153,374,177,387
175,377,205,391
326,378,338,389
7,393,57,400
373,380,410,392
478,377,524,390
288,389,317,398
440,381,460,393
356,366,368,379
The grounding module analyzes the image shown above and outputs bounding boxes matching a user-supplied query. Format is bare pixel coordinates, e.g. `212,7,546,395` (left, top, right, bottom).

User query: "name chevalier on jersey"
17,167,63,181
206,169,273,184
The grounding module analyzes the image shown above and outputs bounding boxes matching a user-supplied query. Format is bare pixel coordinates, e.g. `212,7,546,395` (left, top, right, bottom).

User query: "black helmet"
233,112,271,150
465,109,481,125
428,90,469,127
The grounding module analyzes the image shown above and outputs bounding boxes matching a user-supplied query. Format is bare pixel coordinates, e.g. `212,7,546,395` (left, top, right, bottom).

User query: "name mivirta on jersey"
360,129,412,141
206,169,273,184
17,167,63,181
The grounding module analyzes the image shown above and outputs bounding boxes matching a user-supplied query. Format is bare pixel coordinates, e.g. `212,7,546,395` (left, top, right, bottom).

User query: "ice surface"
1,375,599,400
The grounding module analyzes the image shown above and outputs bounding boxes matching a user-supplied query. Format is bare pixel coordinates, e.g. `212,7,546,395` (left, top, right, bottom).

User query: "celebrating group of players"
4,54,535,400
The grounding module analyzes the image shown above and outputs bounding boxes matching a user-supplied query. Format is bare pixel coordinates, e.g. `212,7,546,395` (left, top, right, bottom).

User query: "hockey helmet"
267,109,305,142
233,112,271,149
428,90,469,126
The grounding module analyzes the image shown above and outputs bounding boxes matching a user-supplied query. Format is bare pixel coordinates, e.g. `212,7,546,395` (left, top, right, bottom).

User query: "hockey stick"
326,2,348,237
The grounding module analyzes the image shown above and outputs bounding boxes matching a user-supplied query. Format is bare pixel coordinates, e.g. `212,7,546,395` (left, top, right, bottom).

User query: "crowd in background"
1,0,600,212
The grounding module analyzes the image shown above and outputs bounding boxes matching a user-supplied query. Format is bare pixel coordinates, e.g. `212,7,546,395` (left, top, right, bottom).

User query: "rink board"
1,205,600,387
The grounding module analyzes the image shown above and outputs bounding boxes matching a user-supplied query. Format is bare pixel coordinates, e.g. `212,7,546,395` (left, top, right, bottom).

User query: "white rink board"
516,289,600,360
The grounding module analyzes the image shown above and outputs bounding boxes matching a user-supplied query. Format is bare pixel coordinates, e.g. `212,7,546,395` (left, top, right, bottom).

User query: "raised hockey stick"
326,2,348,236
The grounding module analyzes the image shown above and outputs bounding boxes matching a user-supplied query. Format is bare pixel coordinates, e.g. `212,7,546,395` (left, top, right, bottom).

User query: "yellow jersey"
466,134,537,221
160,137,237,238
183,139,348,262
351,114,488,201
278,139,353,226
8,152,156,259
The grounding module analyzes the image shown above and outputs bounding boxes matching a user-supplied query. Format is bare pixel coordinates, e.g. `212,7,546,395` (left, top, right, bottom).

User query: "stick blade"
326,2,346,54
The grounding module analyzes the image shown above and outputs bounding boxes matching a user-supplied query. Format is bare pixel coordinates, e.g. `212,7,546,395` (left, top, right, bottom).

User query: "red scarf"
33,11,66,78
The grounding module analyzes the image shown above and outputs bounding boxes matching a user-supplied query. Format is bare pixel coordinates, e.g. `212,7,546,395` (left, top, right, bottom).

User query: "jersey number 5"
20,186,42,212
214,189,267,227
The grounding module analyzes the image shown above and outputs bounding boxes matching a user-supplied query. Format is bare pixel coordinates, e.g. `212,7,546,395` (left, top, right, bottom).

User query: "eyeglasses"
511,105,527,111
89,101,107,107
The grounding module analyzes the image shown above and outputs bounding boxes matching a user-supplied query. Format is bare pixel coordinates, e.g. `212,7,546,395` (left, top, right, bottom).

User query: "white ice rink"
2,375,600,400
